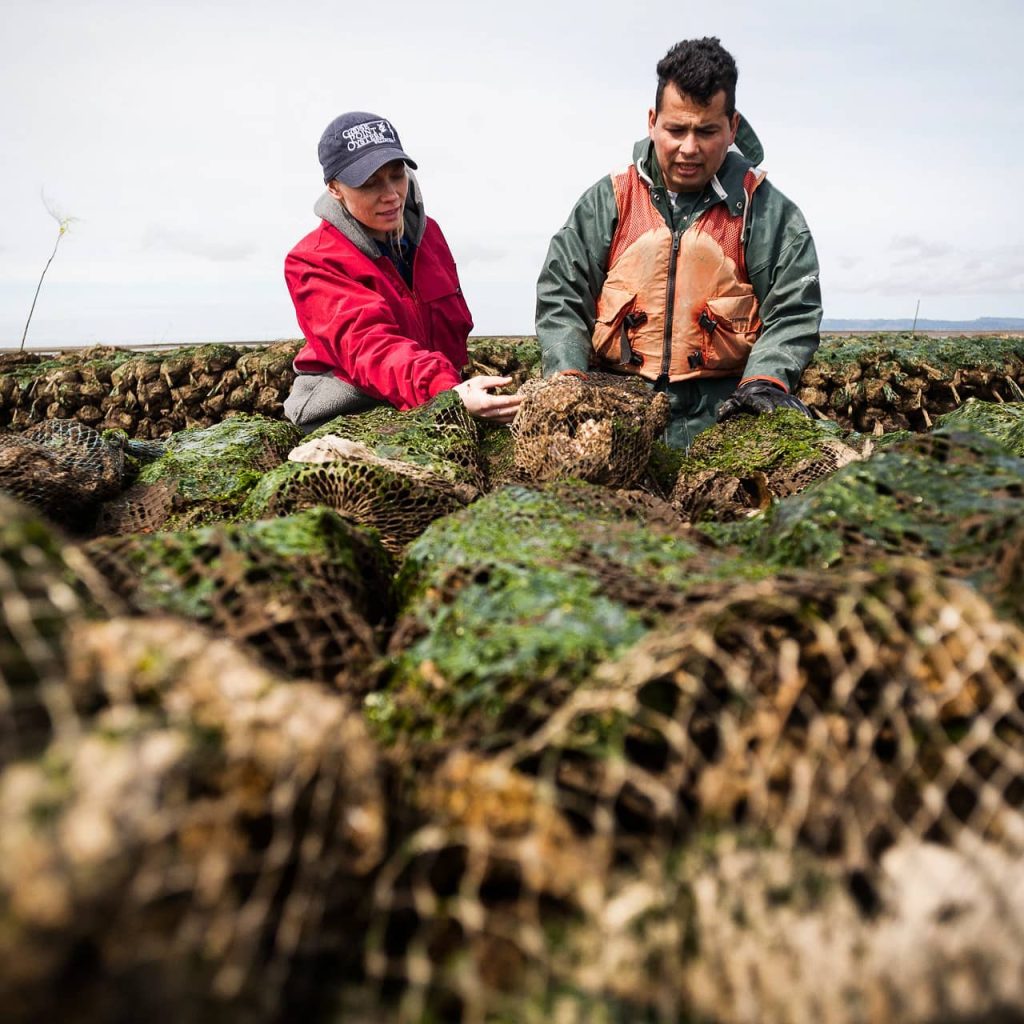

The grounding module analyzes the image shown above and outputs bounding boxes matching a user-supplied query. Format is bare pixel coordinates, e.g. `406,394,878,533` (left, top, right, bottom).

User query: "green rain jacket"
535,123,822,397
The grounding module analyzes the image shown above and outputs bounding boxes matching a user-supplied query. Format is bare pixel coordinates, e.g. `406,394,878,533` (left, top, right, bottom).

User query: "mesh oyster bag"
83,508,392,693
360,558,1024,1023
305,388,485,491
510,373,670,488
670,408,863,522
96,414,299,536
240,451,477,557
0,492,122,766
0,419,140,530
0,615,386,1024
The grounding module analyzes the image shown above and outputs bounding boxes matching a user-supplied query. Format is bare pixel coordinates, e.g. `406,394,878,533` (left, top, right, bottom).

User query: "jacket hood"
313,170,427,258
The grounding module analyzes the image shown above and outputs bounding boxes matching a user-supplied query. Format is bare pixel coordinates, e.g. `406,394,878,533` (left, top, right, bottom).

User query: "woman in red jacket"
283,111,521,431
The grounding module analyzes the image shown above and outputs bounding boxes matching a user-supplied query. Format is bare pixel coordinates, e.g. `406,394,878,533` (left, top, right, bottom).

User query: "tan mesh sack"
358,558,1024,1022
82,508,391,694
240,448,477,556
0,420,134,529
0,616,386,1024
511,373,670,488
671,409,863,523
0,493,123,766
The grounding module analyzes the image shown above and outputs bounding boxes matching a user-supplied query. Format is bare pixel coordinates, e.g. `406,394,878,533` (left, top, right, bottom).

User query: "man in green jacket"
536,36,822,449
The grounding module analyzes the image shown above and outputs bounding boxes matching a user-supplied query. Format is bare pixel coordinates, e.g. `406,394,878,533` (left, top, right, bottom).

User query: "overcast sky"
2,0,1022,348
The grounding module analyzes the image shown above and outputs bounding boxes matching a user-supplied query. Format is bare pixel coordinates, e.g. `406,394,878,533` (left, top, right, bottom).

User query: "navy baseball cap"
318,112,418,186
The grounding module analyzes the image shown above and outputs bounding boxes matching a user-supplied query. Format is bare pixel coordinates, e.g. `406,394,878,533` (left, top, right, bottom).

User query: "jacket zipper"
660,229,682,378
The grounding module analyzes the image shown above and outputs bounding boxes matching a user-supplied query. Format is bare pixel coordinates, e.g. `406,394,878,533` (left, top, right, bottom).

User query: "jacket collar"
313,169,427,258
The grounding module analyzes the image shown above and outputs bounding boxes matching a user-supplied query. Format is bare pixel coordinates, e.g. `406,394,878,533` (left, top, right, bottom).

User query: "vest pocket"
701,293,762,372
592,287,640,367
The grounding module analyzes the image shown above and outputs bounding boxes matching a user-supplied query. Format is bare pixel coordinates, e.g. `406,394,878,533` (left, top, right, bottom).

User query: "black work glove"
716,379,811,422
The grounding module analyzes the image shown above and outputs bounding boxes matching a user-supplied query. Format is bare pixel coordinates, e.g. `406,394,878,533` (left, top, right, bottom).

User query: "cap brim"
334,147,418,187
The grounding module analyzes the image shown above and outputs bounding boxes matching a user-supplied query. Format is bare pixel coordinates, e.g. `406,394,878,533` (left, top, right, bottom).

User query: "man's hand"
716,379,812,422
453,376,523,424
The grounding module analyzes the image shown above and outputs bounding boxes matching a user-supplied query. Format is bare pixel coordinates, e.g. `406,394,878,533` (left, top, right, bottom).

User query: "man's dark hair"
655,37,738,116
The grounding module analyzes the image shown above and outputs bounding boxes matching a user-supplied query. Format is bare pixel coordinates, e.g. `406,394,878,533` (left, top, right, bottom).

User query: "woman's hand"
453,376,523,424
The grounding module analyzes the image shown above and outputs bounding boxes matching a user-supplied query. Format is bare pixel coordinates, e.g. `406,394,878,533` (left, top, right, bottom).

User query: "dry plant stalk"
20,193,77,351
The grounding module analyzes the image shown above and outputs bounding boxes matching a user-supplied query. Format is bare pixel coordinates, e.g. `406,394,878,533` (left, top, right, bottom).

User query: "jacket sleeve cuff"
740,374,789,392
541,347,591,377
427,367,464,399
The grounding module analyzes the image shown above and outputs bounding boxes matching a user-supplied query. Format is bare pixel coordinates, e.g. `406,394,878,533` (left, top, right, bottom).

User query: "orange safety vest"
592,164,766,382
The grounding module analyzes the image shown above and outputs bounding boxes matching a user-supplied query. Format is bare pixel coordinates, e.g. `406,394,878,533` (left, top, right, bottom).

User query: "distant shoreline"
4,329,1024,356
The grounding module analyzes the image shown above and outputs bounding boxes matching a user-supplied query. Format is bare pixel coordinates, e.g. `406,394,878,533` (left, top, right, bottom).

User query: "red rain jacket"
286,218,473,410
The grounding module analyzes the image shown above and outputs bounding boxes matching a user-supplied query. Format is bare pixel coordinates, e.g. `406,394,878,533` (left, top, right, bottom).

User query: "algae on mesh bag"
936,398,1024,456
238,455,474,556
136,414,299,508
97,414,300,534
707,428,1024,624
367,481,761,761
82,507,393,691
305,388,485,490
670,408,861,522
680,408,850,477
362,555,1024,1024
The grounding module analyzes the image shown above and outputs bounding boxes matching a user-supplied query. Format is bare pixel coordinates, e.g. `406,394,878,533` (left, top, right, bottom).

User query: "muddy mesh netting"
96,415,300,536
0,495,386,1023
83,508,392,693
0,493,123,766
360,559,1024,1023
0,419,163,530
511,373,671,488
4,339,1024,1021
1,615,386,1024
240,454,477,556
670,408,863,522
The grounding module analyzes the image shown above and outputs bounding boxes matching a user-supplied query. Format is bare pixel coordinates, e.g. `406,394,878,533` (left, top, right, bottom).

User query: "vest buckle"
699,309,719,335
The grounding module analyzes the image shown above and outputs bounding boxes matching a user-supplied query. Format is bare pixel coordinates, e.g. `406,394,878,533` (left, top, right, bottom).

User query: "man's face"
648,83,739,193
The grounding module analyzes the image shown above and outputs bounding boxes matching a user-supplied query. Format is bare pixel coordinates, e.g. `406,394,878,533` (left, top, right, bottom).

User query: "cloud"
140,225,257,263
887,235,956,261
832,242,1024,297
451,241,507,264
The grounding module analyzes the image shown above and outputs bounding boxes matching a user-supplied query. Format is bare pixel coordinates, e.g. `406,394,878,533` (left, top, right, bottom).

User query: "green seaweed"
677,408,848,476
87,506,392,626
645,439,686,495
370,483,741,755
724,428,1024,622
937,399,1024,456
136,414,299,525
305,389,483,489
811,333,1024,373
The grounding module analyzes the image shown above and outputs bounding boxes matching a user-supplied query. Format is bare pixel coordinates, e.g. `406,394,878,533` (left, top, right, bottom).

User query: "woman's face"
329,160,409,239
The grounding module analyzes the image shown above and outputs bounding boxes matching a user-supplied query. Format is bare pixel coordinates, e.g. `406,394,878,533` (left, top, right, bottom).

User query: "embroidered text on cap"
342,119,398,152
